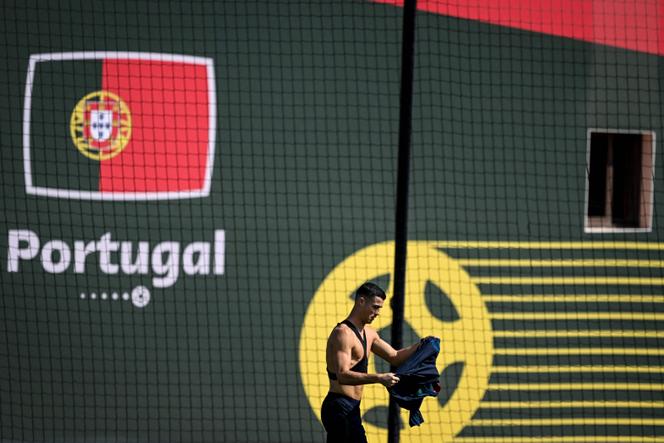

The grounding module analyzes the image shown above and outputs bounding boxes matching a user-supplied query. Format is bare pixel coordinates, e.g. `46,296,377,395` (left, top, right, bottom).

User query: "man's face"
360,295,384,323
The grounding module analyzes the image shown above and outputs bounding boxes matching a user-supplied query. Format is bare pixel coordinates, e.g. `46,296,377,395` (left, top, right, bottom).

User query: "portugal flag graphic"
23,52,216,200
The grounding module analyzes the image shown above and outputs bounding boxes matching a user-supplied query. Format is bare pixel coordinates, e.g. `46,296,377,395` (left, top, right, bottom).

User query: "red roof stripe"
374,0,662,56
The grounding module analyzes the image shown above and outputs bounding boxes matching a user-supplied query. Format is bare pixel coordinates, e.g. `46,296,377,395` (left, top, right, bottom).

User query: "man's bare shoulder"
329,323,353,342
329,322,371,348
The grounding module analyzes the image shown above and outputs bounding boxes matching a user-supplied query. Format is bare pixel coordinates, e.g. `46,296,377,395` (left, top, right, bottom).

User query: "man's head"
353,282,387,324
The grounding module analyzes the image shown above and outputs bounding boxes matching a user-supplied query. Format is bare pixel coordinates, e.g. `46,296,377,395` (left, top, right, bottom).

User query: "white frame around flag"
23,51,217,200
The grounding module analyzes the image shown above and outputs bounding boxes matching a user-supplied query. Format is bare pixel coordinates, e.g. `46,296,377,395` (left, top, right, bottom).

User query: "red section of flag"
99,59,210,193
374,0,662,57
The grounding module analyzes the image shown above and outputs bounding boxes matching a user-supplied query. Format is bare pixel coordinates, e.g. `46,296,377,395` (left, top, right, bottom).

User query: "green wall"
1,1,663,442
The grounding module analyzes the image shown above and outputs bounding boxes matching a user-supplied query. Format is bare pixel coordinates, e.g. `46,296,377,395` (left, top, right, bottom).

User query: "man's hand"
378,373,400,388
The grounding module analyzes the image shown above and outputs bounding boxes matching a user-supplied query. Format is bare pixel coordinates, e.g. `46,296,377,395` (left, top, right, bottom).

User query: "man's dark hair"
355,282,386,301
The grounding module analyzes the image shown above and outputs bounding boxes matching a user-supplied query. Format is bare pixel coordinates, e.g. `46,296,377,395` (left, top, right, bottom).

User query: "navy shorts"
321,392,368,443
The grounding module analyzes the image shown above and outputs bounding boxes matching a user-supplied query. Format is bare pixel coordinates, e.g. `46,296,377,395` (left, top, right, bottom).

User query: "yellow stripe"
489,383,664,390
472,418,664,426
456,438,664,443
491,366,664,373
475,276,664,285
495,348,664,355
459,259,664,267
434,241,664,250
479,401,664,408
491,312,664,320
484,295,664,303
493,330,664,338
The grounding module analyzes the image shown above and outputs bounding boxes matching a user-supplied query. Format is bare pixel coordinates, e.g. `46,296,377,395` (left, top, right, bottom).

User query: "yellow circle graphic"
70,90,131,160
299,242,494,442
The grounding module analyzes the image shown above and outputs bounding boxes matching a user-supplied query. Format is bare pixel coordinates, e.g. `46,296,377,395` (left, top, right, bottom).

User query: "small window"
585,130,655,233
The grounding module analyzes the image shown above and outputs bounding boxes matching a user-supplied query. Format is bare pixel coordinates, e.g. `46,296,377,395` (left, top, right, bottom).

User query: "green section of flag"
29,59,102,191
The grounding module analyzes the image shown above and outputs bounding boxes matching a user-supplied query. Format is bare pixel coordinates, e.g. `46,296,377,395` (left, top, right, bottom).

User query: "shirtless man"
321,282,423,442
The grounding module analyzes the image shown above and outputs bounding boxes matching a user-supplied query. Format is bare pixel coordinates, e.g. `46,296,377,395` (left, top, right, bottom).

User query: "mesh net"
1,1,664,442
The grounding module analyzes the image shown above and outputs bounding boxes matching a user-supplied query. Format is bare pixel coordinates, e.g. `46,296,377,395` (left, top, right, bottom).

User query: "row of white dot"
80,292,130,301
79,286,151,308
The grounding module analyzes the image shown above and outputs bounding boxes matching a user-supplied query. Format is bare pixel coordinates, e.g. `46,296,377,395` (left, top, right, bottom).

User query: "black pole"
388,0,417,442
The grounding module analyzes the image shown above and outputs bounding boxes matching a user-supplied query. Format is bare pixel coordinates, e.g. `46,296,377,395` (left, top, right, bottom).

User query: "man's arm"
371,334,421,368
329,329,400,387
